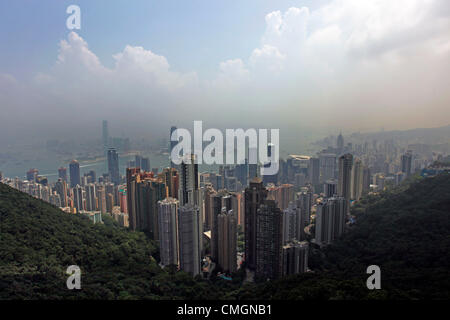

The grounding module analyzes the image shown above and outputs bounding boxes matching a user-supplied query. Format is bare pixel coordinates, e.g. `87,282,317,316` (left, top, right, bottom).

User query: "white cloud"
1,0,450,144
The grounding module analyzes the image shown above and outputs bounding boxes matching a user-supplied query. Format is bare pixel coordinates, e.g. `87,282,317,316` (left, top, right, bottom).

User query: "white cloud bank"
1,0,450,144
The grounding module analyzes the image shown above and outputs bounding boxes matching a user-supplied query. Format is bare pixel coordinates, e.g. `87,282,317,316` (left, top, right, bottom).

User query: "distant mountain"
315,125,450,151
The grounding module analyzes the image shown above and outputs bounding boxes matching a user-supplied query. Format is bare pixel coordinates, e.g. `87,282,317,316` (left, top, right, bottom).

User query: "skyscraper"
178,154,199,207
244,177,267,270
308,157,320,186
58,167,67,182
324,179,337,198
107,148,120,185
127,170,166,239
338,153,353,213
55,178,68,207
158,198,179,267
256,200,283,280
315,197,347,246
401,151,413,177
319,153,336,182
337,132,344,153
178,204,203,276
217,208,237,273
282,240,309,275
351,158,364,201
69,160,81,188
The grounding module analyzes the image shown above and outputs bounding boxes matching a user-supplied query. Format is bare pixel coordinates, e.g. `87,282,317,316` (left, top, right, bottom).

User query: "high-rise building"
319,153,336,182
127,170,166,239
72,185,85,213
315,197,346,246
55,178,68,207
141,157,150,172
338,153,353,213
178,204,203,276
107,148,120,185
178,154,199,207
210,192,224,261
256,200,283,280
401,151,413,177
26,168,39,182
282,240,309,275
162,167,179,199
244,177,267,270
69,160,81,188
217,208,237,273
362,167,371,194
283,202,297,244
351,158,364,201
58,167,67,182
85,184,97,211
308,157,320,186
324,179,337,198
337,132,344,153
296,187,313,231
158,198,179,267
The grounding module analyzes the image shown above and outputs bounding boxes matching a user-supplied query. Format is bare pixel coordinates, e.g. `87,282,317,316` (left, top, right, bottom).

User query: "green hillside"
0,182,218,299
235,173,450,300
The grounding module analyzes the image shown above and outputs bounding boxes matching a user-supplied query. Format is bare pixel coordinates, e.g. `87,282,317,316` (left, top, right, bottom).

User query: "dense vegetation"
0,173,449,299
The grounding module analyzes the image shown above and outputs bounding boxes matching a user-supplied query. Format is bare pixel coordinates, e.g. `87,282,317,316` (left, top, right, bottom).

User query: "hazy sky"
1,0,449,145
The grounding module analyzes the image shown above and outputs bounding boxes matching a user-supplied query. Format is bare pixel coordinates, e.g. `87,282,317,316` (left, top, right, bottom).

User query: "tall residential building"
324,179,337,198
244,177,267,270
69,160,81,188
158,198,179,267
308,157,320,186
162,167,179,199
72,185,85,213
296,188,313,233
337,132,344,153
401,151,413,177
178,204,203,276
58,167,67,182
55,178,68,207
283,202,297,244
107,148,120,185
362,167,371,194
126,170,166,239
256,200,283,280
319,153,336,182
217,208,237,273
178,154,199,207
85,184,97,211
351,158,364,201
26,168,39,182
338,153,353,213
282,240,309,275
315,197,346,246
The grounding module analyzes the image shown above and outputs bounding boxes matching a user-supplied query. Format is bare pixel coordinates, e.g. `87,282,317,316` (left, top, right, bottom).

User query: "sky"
0,0,449,146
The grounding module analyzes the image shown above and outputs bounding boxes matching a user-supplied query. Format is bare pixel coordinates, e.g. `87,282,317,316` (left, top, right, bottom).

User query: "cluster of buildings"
0,125,446,282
